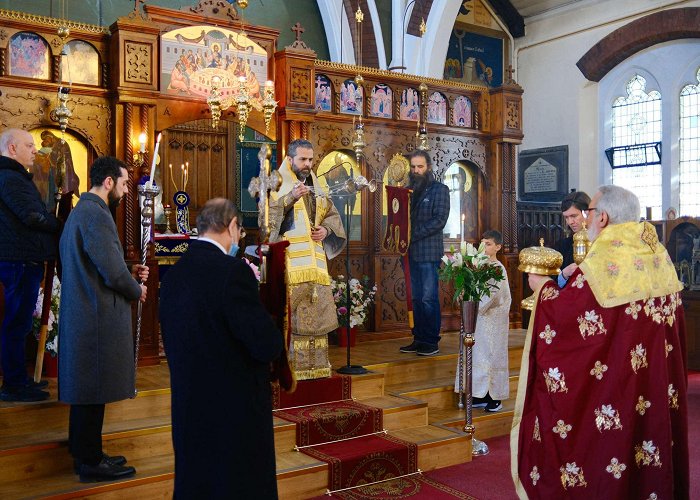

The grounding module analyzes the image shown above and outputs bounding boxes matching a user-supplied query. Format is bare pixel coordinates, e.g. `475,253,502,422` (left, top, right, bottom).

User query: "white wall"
514,0,700,196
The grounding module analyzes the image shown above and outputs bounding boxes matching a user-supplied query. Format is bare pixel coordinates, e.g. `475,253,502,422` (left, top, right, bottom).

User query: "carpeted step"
276,400,383,446
303,433,418,492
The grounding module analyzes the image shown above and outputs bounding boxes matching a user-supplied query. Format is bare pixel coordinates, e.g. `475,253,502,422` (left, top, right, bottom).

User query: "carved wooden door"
160,119,233,225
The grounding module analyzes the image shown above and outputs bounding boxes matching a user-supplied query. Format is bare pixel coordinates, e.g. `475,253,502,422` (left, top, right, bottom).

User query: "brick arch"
577,7,700,82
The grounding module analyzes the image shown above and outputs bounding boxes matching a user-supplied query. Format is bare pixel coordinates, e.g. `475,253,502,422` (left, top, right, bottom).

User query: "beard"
408,172,428,193
107,186,123,208
293,166,311,182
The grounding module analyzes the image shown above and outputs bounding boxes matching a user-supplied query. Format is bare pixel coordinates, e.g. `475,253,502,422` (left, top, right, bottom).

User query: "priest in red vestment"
512,185,689,499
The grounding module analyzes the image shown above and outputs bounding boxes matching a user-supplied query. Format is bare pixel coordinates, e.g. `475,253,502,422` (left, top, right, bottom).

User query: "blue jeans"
409,260,441,348
0,261,44,388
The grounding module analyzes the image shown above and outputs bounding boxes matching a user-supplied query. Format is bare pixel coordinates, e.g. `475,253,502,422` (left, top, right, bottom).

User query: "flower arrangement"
331,275,377,328
32,275,61,357
439,241,505,303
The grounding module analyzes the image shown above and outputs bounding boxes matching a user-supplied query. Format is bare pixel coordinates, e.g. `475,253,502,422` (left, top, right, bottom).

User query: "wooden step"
389,424,472,471
0,423,173,486
431,397,517,440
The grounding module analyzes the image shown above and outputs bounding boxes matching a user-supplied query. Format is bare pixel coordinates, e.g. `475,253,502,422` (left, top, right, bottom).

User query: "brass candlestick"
163,204,173,235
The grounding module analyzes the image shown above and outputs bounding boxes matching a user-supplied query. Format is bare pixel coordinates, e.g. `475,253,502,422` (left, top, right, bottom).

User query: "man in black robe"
160,198,283,499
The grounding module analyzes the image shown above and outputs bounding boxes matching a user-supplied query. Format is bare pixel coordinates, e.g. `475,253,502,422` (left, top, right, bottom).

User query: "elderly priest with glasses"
512,185,689,499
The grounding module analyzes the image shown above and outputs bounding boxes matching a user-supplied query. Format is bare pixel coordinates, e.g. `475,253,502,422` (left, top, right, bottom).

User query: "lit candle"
184,161,189,190
181,164,185,190
147,133,161,188
461,214,465,243
138,132,147,153
169,164,178,192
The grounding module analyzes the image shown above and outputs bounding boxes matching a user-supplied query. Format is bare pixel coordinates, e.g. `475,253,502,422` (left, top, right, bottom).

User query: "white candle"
461,213,465,243
148,133,161,188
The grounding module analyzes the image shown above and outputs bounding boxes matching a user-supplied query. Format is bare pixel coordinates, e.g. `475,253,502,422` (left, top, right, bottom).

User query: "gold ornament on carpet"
519,238,563,310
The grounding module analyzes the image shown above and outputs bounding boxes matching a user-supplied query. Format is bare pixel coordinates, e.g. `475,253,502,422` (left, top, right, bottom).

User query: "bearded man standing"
268,139,346,380
400,150,449,356
58,156,148,482
512,185,688,498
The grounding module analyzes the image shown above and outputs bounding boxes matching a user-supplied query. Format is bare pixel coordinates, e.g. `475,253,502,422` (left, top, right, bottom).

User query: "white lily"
453,252,463,267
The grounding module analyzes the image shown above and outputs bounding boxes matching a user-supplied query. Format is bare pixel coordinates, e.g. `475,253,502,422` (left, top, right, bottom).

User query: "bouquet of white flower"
439,241,505,303
33,275,61,357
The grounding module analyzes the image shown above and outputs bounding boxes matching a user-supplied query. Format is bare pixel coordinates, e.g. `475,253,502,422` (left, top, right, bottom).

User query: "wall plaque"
518,145,568,202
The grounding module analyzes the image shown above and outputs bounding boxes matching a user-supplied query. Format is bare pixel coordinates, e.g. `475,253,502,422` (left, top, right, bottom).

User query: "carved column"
274,31,317,163
489,82,524,326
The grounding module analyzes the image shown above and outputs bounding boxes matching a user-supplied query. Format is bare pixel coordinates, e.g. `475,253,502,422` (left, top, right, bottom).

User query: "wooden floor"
0,328,527,499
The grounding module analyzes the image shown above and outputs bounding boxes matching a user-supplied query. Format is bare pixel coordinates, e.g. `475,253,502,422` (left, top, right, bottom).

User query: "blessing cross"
133,0,145,12
291,22,305,42
248,143,282,241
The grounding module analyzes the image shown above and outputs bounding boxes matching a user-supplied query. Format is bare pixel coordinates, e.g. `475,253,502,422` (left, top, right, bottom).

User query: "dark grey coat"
58,192,142,404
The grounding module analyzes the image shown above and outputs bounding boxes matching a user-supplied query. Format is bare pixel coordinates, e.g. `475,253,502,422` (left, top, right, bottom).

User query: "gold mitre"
518,238,563,276
519,239,563,311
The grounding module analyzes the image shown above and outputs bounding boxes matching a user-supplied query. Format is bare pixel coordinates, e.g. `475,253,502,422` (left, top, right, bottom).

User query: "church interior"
0,0,699,497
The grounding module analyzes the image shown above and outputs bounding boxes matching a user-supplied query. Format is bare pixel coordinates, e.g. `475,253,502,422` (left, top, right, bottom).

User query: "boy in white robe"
454,230,511,412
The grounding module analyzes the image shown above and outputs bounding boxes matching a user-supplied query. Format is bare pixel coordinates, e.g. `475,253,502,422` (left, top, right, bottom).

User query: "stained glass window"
680,68,700,217
611,75,662,219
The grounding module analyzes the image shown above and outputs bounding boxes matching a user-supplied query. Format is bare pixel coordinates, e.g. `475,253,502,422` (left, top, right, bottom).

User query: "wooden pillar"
274,35,317,163
489,83,524,326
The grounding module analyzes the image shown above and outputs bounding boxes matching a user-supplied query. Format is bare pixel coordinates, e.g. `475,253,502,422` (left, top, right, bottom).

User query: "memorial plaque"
518,146,569,202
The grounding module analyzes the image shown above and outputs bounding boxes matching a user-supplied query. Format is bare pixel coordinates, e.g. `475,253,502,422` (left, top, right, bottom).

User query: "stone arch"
577,7,700,82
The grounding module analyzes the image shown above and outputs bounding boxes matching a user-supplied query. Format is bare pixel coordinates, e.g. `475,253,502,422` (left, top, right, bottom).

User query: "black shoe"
485,400,502,412
74,453,128,473
78,458,136,483
399,341,419,353
24,379,49,390
417,345,440,356
472,396,489,408
0,386,49,402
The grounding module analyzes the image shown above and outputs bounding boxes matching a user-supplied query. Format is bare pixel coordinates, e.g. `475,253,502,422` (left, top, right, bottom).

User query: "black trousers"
69,403,105,465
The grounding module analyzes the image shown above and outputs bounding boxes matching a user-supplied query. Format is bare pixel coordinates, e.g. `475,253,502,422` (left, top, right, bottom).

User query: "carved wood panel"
161,119,231,224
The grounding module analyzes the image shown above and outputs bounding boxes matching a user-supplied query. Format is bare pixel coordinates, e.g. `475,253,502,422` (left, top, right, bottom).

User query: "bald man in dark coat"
160,198,283,499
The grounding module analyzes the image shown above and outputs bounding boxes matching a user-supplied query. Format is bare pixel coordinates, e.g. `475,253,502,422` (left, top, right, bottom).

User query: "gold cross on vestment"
248,144,282,241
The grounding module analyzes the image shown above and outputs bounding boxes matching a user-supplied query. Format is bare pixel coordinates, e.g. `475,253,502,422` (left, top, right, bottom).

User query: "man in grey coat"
58,156,148,482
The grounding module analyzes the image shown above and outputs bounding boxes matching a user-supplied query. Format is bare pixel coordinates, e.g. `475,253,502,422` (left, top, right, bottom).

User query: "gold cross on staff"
248,144,282,241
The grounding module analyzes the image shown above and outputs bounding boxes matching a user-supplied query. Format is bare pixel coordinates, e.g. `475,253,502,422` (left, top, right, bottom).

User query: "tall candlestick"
168,164,178,192
147,133,161,188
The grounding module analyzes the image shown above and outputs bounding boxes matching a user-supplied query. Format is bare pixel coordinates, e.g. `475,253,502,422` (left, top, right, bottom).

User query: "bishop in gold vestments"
269,139,346,380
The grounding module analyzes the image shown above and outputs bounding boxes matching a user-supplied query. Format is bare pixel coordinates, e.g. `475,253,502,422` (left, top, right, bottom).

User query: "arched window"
680,68,700,217
609,75,662,218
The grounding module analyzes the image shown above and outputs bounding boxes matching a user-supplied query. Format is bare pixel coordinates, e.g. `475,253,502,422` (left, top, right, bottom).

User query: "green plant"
439,242,505,303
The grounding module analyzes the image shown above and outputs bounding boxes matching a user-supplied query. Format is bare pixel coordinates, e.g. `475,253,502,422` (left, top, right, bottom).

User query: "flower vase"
43,354,58,378
337,326,357,347
461,300,478,334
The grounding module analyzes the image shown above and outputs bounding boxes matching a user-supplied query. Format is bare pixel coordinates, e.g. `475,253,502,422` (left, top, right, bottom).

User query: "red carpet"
272,374,351,409
303,433,418,491
275,400,382,446
325,475,476,499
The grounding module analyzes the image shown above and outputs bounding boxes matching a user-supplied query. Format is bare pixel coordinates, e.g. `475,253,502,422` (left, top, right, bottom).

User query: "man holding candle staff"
58,156,148,482
399,150,449,356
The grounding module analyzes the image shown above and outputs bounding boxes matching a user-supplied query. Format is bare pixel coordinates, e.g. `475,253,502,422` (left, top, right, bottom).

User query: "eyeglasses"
582,207,598,219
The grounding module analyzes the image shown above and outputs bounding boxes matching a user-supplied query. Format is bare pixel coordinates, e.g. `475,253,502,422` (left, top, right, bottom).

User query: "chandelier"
206,1,277,140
